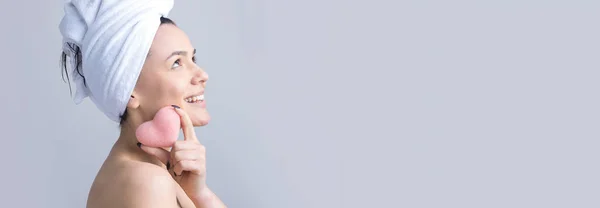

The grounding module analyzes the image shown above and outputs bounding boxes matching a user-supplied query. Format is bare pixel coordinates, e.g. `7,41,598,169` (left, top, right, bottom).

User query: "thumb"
138,143,171,165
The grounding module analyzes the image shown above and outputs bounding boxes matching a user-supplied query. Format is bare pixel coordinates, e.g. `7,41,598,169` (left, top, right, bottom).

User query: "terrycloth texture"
59,0,174,122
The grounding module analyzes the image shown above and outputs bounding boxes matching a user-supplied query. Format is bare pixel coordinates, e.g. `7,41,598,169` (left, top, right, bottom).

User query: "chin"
190,110,211,127
181,100,210,126
192,116,210,126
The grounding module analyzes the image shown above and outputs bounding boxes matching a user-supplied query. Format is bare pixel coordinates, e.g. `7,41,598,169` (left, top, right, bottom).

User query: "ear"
127,93,140,109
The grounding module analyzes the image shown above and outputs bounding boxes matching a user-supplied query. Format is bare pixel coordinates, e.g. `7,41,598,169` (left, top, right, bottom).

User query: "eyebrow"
165,49,196,61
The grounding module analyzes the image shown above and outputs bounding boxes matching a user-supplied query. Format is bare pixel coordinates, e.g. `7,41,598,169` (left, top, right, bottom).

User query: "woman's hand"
169,106,208,197
139,106,216,205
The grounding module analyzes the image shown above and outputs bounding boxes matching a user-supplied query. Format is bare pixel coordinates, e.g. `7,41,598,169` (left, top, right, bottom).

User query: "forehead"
148,24,194,59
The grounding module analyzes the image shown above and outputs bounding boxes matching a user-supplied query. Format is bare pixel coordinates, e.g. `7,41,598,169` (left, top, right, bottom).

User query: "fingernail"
166,161,171,170
136,142,142,148
171,105,180,109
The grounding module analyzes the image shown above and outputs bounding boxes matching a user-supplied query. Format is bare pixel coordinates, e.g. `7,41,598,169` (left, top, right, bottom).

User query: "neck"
110,114,163,166
116,109,145,147
117,121,140,149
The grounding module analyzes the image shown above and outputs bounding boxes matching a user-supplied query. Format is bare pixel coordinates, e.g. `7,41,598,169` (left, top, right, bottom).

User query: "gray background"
0,0,598,207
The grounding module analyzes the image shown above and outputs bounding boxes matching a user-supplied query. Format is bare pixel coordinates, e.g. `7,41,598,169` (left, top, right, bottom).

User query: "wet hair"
61,17,176,126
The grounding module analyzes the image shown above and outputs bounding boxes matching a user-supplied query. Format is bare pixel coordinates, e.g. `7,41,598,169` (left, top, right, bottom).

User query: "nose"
191,66,208,86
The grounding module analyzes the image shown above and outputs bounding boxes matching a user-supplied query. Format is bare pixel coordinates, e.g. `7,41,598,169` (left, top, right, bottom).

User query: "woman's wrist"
191,187,226,208
191,186,212,201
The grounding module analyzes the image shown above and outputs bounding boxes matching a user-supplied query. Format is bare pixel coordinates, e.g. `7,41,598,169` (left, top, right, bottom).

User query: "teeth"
184,95,204,103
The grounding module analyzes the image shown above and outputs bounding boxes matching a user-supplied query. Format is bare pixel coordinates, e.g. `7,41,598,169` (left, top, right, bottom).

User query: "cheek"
160,80,188,103
140,78,187,108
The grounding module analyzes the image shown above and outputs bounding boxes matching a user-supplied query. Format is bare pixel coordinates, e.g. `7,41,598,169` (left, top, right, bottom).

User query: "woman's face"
131,23,210,126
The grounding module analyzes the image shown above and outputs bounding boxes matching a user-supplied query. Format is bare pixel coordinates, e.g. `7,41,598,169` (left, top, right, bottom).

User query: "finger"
172,149,204,164
172,106,199,143
173,160,205,176
139,143,171,165
172,140,200,152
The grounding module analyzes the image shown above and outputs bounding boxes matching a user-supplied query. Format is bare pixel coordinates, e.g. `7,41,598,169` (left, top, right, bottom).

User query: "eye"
171,59,182,69
192,56,196,63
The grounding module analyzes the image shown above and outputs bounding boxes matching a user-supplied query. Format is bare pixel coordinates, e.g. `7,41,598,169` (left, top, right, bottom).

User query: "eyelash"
172,56,197,69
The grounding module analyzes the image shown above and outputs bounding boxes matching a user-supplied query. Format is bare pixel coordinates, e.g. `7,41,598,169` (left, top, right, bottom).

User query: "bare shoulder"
119,161,180,207
87,160,179,208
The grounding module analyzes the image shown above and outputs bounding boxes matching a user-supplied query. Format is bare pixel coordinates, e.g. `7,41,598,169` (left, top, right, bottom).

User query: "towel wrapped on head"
59,0,174,122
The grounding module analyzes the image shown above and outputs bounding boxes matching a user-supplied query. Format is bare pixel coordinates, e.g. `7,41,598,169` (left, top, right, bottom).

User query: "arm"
190,187,227,208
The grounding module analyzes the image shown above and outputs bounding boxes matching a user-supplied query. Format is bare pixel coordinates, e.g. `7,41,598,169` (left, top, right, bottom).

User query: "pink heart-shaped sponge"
135,106,181,147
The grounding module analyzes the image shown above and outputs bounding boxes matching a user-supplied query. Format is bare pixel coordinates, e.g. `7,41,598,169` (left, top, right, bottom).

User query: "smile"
184,94,204,103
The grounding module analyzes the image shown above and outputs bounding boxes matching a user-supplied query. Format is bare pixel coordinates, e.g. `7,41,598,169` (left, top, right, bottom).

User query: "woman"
59,0,226,207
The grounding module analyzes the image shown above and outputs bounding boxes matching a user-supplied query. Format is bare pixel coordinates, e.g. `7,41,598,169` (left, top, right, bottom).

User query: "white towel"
59,0,174,122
